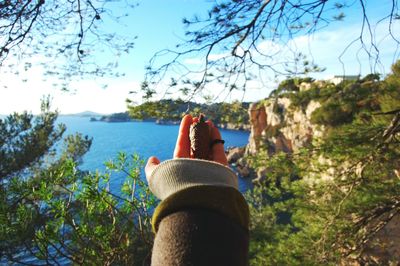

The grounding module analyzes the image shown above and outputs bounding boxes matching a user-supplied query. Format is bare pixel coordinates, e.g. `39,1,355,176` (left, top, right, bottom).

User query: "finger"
145,156,160,182
210,126,228,165
173,114,193,158
189,116,196,158
206,120,214,127
206,120,214,136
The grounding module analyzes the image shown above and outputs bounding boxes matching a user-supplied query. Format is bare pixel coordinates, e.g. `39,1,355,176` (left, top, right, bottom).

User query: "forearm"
148,159,250,266
152,209,249,266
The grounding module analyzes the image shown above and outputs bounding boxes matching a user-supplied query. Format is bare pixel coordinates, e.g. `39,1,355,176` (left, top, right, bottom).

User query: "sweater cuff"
152,186,249,233
148,158,238,200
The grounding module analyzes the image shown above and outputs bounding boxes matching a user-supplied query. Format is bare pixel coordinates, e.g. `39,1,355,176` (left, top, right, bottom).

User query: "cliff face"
226,96,324,180
246,97,323,156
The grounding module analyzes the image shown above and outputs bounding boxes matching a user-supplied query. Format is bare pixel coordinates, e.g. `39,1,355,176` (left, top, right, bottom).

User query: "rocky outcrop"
247,97,323,156
232,97,324,180
247,103,267,154
226,146,246,163
226,146,253,178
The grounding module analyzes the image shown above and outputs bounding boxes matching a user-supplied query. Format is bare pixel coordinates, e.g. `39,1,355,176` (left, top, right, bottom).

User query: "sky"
0,0,399,115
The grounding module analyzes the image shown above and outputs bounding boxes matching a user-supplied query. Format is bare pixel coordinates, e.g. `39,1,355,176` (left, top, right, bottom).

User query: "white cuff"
148,158,238,200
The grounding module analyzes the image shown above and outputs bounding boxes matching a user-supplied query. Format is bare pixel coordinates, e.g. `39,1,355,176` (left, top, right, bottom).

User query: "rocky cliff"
246,97,323,155
232,93,400,265
227,95,324,180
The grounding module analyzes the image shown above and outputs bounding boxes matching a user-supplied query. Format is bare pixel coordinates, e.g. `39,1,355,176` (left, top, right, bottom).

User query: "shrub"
310,101,353,126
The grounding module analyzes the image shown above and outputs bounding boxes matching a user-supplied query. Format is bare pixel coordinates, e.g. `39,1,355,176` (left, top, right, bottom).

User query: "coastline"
89,116,250,131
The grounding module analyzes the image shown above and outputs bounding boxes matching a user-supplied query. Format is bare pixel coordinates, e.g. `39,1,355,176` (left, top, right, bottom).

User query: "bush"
310,101,353,126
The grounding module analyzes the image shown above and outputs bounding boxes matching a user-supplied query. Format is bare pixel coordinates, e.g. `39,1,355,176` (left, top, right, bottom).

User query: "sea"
59,116,253,193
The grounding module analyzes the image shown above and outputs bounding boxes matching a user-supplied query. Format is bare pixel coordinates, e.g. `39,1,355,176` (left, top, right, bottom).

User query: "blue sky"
101,0,214,82
0,0,399,114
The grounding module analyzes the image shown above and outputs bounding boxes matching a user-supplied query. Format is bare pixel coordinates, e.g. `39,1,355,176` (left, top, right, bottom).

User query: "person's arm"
145,115,249,266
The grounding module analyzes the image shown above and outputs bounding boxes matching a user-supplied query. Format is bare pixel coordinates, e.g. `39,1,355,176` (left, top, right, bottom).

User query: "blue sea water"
58,116,253,192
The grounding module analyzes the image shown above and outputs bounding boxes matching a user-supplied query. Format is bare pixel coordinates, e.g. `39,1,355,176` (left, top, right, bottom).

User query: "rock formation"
226,146,252,178
246,97,323,156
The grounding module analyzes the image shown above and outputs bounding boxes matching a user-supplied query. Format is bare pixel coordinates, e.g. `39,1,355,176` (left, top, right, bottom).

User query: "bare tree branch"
144,0,400,102
0,0,137,90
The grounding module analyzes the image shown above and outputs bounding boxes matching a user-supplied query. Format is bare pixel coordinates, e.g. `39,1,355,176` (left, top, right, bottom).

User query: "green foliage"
0,102,156,265
288,86,321,109
0,100,65,178
360,73,380,82
381,61,400,113
277,78,299,93
310,101,353,126
246,63,400,264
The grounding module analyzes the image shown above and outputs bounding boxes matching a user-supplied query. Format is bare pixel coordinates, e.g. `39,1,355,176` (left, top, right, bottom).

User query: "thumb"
145,156,160,183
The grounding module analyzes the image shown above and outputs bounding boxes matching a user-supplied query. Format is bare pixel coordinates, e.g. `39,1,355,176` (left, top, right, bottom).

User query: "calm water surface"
58,116,253,192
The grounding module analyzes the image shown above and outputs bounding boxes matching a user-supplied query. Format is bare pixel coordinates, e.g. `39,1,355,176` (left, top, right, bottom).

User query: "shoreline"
87,116,250,132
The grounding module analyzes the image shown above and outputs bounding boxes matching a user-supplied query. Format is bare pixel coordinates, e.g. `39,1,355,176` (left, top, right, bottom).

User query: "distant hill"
97,112,132,122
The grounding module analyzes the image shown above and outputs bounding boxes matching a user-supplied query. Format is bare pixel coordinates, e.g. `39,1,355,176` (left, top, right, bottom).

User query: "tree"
0,99,66,179
144,0,399,100
0,0,137,90
0,100,156,265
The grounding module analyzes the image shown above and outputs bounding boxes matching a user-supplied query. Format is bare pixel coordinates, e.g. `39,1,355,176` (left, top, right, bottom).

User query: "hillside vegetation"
247,62,400,265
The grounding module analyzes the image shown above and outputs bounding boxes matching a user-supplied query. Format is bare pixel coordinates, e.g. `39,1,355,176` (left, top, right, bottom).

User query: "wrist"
148,158,238,200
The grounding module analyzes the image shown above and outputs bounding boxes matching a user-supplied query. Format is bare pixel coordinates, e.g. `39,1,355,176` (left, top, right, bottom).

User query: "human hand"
145,114,228,182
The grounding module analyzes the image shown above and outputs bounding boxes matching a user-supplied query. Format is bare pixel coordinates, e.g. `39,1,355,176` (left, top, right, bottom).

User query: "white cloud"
253,19,400,79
